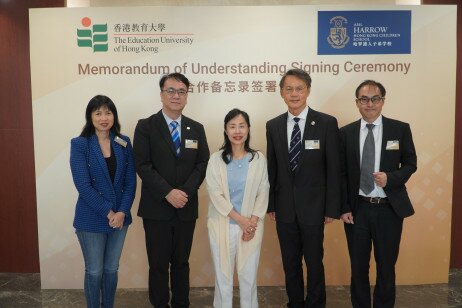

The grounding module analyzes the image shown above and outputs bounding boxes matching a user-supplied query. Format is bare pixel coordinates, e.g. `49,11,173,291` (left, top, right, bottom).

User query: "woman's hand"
241,215,259,241
237,216,257,235
109,211,125,229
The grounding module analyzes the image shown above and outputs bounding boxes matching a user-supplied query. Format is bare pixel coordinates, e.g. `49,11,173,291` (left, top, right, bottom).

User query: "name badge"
386,140,399,150
185,139,198,149
305,140,320,150
114,136,127,147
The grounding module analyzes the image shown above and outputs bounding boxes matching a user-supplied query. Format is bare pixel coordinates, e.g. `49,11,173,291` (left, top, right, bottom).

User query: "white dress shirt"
162,111,182,141
287,106,309,149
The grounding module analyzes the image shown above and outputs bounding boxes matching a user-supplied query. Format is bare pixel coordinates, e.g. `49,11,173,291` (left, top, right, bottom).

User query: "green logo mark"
77,17,108,52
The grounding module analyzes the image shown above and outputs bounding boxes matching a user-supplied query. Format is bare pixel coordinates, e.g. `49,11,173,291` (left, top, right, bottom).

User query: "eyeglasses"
282,86,306,94
356,96,384,105
162,88,188,97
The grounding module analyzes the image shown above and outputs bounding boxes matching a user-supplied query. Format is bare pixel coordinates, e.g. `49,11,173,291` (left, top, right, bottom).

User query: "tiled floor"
1,271,461,307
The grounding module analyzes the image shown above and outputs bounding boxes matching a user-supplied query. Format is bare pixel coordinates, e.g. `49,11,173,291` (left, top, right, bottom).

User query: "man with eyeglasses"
266,69,342,307
340,80,417,308
133,72,210,307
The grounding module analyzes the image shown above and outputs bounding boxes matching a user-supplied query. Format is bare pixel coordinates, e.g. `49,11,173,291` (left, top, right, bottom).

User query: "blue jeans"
76,226,128,308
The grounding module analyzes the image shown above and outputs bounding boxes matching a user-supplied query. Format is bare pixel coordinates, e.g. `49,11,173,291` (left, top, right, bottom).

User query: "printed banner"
29,5,456,289
318,10,411,55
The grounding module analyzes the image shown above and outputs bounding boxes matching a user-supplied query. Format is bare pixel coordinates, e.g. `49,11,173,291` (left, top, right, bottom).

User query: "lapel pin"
311,121,315,126
186,126,190,130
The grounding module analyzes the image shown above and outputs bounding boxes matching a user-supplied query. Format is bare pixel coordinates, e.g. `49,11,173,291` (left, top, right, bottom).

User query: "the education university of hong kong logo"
327,16,350,49
77,17,108,52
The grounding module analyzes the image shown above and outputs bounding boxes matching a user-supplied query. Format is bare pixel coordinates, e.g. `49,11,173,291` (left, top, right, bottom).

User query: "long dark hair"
80,95,121,137
220,108,257,164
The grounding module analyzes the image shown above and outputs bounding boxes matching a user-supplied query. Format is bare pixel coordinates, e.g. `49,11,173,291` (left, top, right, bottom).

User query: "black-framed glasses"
162,88,188,97
356,96,384,105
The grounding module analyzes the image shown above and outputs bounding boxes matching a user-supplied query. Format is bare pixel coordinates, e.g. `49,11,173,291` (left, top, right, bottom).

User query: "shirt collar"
360,114,382,129
162,111,182,127
288,106,309,122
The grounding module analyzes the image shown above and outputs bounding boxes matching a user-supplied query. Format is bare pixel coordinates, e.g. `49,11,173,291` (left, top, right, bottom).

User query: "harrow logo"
327,16,349,49
77,17,108,52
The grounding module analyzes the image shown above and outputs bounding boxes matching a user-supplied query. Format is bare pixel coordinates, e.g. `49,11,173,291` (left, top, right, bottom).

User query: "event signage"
318,10,411,55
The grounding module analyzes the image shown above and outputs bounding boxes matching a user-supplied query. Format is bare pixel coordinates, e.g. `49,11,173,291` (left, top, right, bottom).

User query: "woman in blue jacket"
70,95,136,308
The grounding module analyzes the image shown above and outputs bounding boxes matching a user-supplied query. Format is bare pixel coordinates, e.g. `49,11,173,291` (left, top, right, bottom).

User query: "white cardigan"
206,150,270,280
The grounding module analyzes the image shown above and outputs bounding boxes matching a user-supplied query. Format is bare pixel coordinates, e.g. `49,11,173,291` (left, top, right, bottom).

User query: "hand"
341,212,354,224
109,212,125,229
250,215,259,226
242,215,259,240
237,216,257,235
107,210,115,220
166,189,188,208
242,231,255,242
373,172,387,187
267,212,276,221
324,217,334,224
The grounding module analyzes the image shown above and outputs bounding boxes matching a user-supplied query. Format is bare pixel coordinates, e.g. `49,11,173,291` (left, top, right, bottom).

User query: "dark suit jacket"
266,108,342,225
133,110,210,221
340,116,417,218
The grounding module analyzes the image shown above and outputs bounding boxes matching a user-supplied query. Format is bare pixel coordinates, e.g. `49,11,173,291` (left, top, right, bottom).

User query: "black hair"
79,95,121,137
159,72,190,90
279,68,312,88
355,80,386,98
220,108,257,164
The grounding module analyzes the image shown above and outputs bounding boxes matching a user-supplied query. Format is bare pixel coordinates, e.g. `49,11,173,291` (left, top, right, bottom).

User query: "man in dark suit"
133,73,210,308
266,69,342,308
340,80,417,308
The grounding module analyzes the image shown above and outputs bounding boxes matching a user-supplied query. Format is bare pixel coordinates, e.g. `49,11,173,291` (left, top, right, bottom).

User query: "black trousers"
344,200,403,308
276,219,326,308
143,217,196,308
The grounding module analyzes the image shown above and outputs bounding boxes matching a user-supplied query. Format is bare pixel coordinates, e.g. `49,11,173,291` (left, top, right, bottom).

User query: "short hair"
279,69,312,88
355,80,386,98
159,73,190,90
80,95,121,137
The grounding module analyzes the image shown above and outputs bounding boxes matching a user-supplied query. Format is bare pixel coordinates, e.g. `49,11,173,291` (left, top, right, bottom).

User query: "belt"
359,196,389,204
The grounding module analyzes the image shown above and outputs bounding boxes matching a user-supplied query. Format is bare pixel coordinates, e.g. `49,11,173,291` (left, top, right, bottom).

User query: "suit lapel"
296,108,317,173
112,136,124,186
90,134,112,184
380,116,390,166
155,110,177,157
277,113,291,174
180,117,193,160
352,120,361,168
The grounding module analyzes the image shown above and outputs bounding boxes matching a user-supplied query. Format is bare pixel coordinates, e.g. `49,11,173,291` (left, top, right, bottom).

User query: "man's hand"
166,189,188,208
267,212,276,221
373,172,387,188
324,217,334,224
341,212,354,224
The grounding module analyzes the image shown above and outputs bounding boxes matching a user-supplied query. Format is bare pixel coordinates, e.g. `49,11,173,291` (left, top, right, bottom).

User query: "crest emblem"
327,16,349,49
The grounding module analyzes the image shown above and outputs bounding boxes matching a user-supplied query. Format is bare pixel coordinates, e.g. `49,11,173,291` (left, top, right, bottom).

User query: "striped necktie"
289,117,301,172
170,121,181,156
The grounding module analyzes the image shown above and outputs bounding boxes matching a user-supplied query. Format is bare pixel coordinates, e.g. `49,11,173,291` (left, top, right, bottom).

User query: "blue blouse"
227,153,250,224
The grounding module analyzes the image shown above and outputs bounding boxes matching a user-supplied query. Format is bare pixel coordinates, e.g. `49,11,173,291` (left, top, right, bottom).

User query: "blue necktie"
289,117,301,172
360,124,375,194
170,121,181,156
